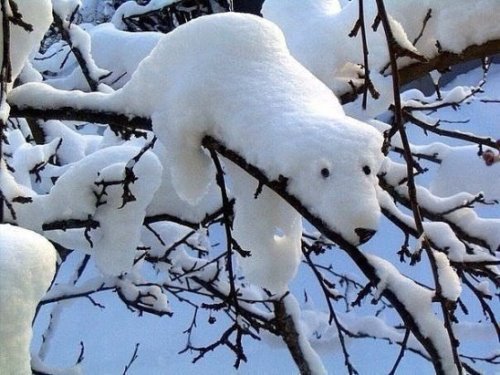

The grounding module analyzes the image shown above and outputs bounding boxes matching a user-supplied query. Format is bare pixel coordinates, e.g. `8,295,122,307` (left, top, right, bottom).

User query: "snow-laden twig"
52,5,109,91
377,2,462,372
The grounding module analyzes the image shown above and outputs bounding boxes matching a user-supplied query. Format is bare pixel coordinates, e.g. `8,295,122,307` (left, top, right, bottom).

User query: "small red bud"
482,150,497,166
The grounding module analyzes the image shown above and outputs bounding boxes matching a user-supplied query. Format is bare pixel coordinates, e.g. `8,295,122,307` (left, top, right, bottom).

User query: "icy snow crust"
0,224,57,375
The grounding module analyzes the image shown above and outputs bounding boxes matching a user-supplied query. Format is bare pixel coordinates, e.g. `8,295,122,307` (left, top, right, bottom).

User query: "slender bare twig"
375,2,462,373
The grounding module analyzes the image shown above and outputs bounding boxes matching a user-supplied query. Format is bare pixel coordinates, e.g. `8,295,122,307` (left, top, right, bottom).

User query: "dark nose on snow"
354,228,377,244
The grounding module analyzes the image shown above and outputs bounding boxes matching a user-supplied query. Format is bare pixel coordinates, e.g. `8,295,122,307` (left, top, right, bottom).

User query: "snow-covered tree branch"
0,1,499,374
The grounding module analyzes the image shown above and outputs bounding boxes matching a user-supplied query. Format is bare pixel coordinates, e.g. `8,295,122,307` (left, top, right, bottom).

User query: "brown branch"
9,104,152,131
302,242,357,374
340,38,500,105
402,109,499,150
273,297,314,375
399,39,500,87
378,2,461,373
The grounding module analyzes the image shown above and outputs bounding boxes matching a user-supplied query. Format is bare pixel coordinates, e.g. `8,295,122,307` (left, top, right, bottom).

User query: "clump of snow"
433,251,461,302
423,222,466,262
12,13,386,246
262,0,500,117
52,0,81,18
0,0,52,94
227,161,302,295
140,221,192,258
42,24,161,91
2,145,162,276
435,0,500,53
46,146,162,275
0,224,57,375
261,0,421,115
51,0,109,90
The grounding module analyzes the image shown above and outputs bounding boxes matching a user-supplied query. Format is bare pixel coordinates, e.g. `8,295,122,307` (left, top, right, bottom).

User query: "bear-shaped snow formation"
111,12,385,246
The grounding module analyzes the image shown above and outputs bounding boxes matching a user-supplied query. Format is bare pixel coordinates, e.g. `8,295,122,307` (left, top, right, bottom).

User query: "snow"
52,0,81,18
0,0,52,91
435,0,500,53
367,254,458,375
2,3,499,374
111,0,178,30
118,13,384,246
9,12,385,246
262,0,500,114
227,160,302,295
41,23,161,91
0,224,57,375
284,294,327,375
3,145,162,276
429,145,500,201
433,250,461,302
48,146,162,275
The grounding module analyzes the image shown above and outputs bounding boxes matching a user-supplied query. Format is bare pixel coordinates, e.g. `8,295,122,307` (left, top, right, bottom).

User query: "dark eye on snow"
320,168,330,178
363,165,371,175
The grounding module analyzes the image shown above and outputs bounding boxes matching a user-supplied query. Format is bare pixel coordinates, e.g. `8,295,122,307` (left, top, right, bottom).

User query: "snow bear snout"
354,227,377,244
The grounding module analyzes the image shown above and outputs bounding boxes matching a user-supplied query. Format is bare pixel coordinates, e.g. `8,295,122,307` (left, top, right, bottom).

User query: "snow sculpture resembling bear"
111,13,385,246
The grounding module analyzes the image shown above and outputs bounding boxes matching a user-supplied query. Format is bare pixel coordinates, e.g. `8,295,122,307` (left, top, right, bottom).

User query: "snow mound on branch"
43,146,163,275
0,224,57,374
262,0,500,116
113,12,384,246
0,0,52,90
2,146,162,276
111,0,178,30
42,24,162,90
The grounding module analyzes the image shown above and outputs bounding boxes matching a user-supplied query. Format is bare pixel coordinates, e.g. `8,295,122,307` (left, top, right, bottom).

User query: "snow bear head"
282,115,385,245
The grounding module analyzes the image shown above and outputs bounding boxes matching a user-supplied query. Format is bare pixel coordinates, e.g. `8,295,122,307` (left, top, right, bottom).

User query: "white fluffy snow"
262,0,500,115
2,4,499,373
0,224,57,375
429,145,500,201
115,13,384,246
367,254,458,375
433,250,462,302
40,24,161,91
0,0,52,90
2,145,162,276
227,161,302,294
